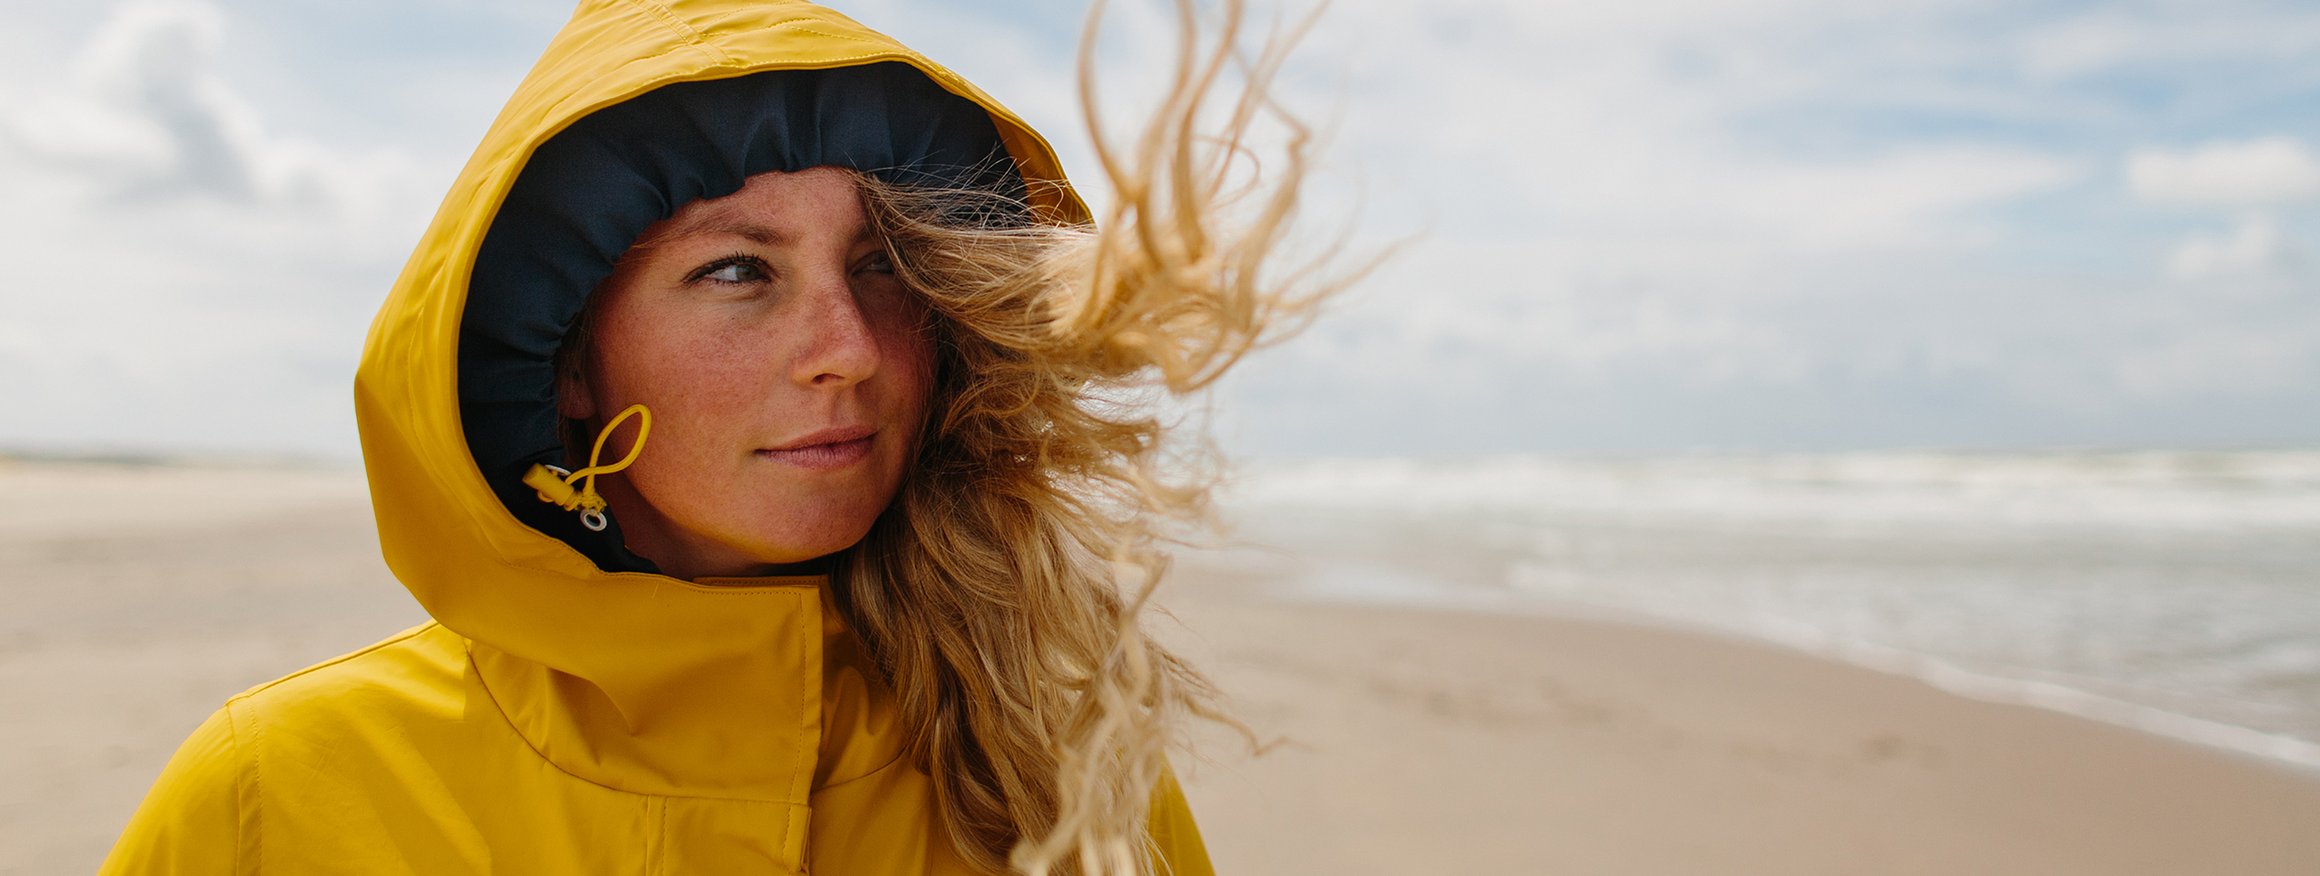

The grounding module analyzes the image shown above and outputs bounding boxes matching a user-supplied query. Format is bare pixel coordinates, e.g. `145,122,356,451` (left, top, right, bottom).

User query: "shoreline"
1250,572,2320,779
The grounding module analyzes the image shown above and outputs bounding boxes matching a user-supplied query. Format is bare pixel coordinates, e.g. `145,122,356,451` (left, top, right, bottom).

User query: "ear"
556,359,597,422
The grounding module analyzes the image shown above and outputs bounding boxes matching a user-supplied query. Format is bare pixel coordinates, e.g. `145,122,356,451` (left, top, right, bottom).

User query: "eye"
856,249,896,276
687,255,768,285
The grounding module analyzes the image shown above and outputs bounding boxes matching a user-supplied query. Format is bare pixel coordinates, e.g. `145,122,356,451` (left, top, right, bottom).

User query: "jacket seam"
230,698,261,873
789,631,810,849
775,24,893,51
619,0,734,67
559,43,918,123
477,552,817,597
654,797,668,876
811,746,913,793
538,46,702,123
788,804,808,870
774,48,901,67
226,623,439,701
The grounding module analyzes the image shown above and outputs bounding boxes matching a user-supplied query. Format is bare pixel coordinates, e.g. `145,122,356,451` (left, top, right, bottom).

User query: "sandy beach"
4,460,2316,874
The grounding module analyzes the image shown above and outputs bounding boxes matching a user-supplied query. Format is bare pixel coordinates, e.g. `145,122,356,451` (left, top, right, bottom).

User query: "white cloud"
2126,137,2320,207
0,0,440,458
7,1,254,195
1122,0,2320,452
0,0,426,219
2168,215,2298,278
8,0,2320,457
2018,10,2320,81
1731,147,2081,251
2113,324,2319,402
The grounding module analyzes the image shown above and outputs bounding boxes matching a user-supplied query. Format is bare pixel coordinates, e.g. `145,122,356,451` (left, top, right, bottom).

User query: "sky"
0,0,2315,461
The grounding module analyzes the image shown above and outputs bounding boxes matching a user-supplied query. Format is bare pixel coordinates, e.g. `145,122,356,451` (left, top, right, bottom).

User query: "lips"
756,425,876,470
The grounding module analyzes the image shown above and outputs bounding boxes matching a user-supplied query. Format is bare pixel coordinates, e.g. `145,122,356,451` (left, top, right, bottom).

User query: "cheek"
592,312,753,411
877,309,939,418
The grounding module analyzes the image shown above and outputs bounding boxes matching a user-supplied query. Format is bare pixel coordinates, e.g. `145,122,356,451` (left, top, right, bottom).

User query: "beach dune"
2,460,2314,874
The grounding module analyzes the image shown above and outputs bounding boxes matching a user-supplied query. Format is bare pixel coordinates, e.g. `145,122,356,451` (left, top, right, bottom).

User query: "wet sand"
1160,560,2320,874
3,460,2316,874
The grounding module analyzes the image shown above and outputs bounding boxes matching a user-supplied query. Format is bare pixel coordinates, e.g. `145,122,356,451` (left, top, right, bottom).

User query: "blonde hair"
555,0,1349,870
831,0,1354,872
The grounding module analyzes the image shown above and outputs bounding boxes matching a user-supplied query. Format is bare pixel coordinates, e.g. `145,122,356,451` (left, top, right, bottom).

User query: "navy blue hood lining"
459,62,1027,573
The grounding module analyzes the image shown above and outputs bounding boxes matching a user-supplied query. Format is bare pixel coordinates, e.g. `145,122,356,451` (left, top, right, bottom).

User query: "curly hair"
561,0,1353,871
826,2,1358,872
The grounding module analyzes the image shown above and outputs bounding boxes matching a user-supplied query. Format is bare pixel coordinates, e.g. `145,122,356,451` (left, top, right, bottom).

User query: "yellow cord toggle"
522,403,651,532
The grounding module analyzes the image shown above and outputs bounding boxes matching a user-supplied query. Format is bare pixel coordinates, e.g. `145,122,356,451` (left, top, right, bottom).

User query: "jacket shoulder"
101,706,254,874
223,621,489,794
229,621,465,712
101,624,469,874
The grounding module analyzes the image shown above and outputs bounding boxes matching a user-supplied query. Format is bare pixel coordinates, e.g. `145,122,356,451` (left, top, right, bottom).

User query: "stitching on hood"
622,0,735,67
781,23,895,50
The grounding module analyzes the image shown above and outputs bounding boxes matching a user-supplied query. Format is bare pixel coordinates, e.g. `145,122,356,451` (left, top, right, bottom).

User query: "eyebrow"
641,214,880,252
624,216,787,256
674,218,793,246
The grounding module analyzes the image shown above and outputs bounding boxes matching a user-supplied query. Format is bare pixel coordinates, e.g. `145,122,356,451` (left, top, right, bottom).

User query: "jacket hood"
352,0,1084,809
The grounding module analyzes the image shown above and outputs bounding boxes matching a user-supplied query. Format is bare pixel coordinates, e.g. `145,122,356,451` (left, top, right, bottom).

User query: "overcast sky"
2,0,2315,461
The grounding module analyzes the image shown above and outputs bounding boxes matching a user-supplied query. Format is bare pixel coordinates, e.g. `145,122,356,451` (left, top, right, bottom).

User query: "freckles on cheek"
612,310,757,406
645,352,757,410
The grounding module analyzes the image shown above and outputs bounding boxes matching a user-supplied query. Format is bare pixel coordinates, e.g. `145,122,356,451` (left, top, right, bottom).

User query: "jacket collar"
466,574,827,801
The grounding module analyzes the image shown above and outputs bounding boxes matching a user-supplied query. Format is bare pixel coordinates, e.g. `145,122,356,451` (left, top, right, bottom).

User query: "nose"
789,269,881,387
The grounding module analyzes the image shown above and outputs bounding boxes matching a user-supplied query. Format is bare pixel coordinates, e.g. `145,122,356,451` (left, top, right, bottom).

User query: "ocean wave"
1214,449,2320,773
1226,450,2320,532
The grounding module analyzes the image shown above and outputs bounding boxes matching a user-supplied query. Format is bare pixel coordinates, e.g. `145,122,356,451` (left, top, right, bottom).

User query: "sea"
1210,449,2320,772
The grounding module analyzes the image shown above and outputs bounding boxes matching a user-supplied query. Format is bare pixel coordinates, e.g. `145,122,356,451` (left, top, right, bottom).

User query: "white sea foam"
1229,450,2320,533
1217,450,2320,772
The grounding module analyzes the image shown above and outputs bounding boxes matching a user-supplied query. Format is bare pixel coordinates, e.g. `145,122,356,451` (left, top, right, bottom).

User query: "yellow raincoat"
100,1,1213,872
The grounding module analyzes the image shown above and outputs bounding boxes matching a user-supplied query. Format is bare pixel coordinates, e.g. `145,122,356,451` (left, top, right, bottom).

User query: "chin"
740,511,884,566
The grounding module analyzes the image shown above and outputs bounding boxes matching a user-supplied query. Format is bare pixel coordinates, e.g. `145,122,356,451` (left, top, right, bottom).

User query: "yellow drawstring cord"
522,403,651,532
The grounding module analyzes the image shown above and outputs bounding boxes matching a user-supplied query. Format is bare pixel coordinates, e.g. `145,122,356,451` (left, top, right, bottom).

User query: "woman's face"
560,167,935,579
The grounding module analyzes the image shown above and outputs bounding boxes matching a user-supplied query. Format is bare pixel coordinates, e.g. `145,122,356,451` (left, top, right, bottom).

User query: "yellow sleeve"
1147,760,1215,876
100,705,253,875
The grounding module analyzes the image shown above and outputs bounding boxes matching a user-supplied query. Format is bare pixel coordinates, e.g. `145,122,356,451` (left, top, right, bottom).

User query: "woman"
103,0,1329,873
